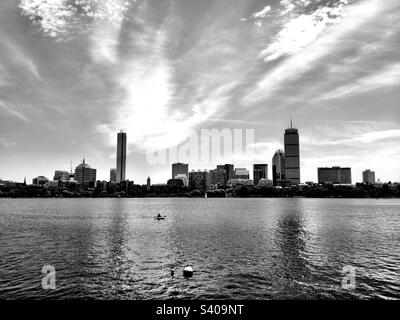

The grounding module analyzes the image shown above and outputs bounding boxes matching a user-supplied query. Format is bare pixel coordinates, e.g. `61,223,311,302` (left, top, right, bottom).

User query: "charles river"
1,198,399,300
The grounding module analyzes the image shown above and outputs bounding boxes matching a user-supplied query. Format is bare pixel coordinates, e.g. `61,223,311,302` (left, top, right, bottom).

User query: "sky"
1,0,400,184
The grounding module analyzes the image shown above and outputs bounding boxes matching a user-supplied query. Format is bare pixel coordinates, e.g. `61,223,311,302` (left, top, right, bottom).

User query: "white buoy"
183,266,194,278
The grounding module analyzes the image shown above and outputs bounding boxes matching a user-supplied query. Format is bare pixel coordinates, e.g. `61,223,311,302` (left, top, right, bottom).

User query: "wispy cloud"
252,5,271,19
260,0,350,62
243,0,388,104
0,101,29,122
319,63,400,100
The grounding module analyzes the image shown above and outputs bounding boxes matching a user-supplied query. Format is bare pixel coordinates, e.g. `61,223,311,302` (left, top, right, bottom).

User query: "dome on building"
75,159,92,169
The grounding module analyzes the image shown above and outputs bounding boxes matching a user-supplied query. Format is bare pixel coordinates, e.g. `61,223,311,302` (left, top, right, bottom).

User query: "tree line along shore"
1,182,400,199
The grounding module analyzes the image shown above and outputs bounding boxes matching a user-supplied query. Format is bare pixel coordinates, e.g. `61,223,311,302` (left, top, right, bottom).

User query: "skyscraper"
284,122,300,185
272,150,285,186
253,164,268,186
116,131,127,183
172,163,189,179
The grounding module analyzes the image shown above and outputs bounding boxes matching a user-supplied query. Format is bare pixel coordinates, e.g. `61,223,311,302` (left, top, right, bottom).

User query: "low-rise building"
227,179,254,187
318,167,352,184
363,169,376,184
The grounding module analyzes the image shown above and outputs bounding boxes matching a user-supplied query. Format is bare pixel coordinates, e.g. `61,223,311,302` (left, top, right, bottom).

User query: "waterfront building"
224,164,234,182
227,179,254,187
95,181,108,192
32,176,49,186
233,168,250,179
210,166,227,187
318,167,352,184
258,178,273,188
54,170,70,181
189,170,210,192
284,122,300,185
253,164,268,186
272,150,286,186
116,131,127,183
172,163,189,179
74,159,97,185
363,170,376,184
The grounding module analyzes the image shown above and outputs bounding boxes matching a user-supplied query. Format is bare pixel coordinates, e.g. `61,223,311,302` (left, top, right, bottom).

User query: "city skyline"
1,0,400,184
0,124,390,186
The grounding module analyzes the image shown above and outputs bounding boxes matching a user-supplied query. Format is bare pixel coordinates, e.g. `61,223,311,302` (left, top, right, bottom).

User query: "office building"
253,164,268,186
272,150,286,186
228,179,254,187
116,131,127,183
284,122,300,185
210,166,227,187
32,176,49,186
258,179,273,188
189,170,210,192
110,168,116,182
172,163,189,179
318,167,352,184
54,170,70,181
363,170,376,184
74,159,97,184
224,164,234,182
233,168,250,179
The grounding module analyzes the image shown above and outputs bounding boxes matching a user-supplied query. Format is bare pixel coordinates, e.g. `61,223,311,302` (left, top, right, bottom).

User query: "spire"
290,115,293,129
24,176,26,185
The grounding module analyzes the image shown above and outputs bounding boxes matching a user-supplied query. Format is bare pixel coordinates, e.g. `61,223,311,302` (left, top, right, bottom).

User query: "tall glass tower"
272,150,285,186
116,131,127,183
284,122,300,185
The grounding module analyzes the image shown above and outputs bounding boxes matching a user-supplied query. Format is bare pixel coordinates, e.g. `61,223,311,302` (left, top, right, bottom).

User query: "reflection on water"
0,198,399,300
273,207,310,294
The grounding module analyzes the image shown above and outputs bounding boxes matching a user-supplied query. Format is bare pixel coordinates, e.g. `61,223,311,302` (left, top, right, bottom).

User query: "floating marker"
183,266,194,278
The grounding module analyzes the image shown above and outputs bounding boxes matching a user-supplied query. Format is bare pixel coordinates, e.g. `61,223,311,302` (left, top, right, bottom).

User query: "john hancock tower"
116,130,127,184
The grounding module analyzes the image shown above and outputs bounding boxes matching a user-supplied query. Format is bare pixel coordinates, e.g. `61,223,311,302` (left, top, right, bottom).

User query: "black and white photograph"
0,0,399,316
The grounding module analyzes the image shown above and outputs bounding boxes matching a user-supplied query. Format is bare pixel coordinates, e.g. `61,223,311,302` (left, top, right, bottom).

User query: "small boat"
155,214,166,220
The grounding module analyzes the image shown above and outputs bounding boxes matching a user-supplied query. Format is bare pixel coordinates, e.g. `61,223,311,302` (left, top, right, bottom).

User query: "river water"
0,198,399,299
